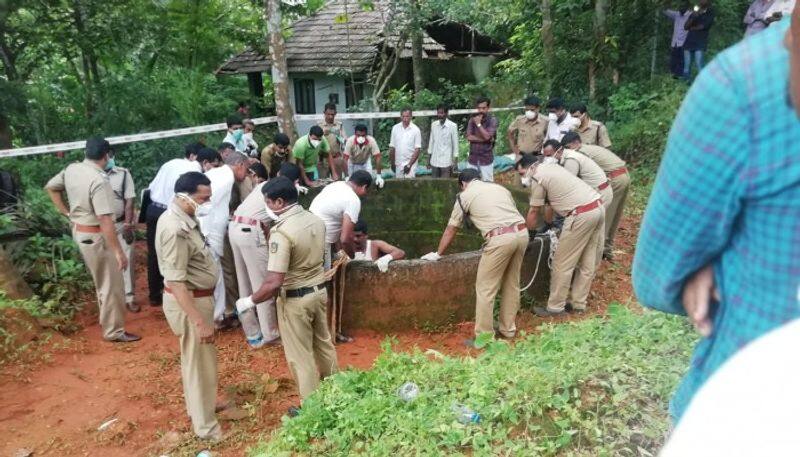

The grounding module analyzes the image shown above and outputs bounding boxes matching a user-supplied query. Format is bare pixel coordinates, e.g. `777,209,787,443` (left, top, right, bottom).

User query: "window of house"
294,79,316,114
345,79,365,109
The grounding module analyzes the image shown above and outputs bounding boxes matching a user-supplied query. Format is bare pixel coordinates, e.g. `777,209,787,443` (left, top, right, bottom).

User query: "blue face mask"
105,158,116,171
232,128,244,142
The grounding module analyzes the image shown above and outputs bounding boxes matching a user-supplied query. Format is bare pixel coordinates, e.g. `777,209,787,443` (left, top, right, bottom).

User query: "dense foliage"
250,304,696,456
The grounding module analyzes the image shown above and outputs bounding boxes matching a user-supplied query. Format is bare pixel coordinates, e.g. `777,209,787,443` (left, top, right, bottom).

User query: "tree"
265,0,298,142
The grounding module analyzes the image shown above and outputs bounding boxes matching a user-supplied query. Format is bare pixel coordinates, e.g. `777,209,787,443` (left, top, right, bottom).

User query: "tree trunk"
590,0,608,101
265,0,297,142
540,0,555,91
410,12,428,151
0,247,32,300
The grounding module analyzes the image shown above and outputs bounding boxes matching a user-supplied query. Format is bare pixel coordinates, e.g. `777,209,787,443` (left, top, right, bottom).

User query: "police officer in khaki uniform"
106,157,137,312
516,154,604,316
507,96,549,157
421,169,529,340
317,103,346,179
45,137,139,343
542,139,613,212
236,177,338,404
260,133,294,178
562,132,630,260
155,171,222,440
570,103,612,148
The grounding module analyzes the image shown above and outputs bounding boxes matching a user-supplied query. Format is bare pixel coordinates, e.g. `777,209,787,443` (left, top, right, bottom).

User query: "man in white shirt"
546,97,580,142
428,104,459,178
388,108,422,179
310,170,373,270
222,115,246,153
242,119,259,158
144,142,202,306
343,124,382,177
198,152,249,322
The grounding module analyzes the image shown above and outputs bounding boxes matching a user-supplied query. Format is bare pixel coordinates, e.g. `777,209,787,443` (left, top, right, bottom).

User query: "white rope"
520,229,559,292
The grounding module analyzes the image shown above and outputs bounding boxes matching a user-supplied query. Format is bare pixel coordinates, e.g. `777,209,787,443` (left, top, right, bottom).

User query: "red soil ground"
0,215,637,457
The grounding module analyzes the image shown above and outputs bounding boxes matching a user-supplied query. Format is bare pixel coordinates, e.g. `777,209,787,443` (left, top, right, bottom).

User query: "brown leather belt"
485,223,527,239
232,215,261,226
597,181,610,191
164,286,215,298
573,199,602,216
75,223,101,233
608,167,628,179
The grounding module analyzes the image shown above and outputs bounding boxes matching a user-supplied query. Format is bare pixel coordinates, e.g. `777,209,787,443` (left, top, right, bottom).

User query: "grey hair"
224,151,248,166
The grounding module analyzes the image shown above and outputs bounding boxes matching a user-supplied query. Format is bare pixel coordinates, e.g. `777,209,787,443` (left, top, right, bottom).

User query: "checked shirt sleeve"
632,53,748,315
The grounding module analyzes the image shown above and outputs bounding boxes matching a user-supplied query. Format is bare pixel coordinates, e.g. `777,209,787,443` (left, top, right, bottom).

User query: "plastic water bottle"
451,403,480,424
397,382,419,402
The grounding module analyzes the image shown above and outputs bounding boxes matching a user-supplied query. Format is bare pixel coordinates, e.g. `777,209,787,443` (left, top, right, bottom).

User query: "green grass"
249,304,695,456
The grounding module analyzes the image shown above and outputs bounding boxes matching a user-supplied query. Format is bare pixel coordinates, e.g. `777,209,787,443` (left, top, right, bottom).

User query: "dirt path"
0,216,638,457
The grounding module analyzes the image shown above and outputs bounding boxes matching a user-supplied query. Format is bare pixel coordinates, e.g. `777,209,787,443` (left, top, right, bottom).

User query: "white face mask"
356,136,366,145
542,156,557,165
525,110,537,120
264,202,297,221
548,113,558,122
310,138,321,148
520,176,532,188
177,192,212,217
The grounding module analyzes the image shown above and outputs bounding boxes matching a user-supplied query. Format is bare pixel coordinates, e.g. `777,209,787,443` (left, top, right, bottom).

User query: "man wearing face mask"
242,119,259,158
545,97,580,142
222,115,247,153
198,152,250,325
293,125,337,186
466,96,499,182
155,171,221,441
260,133,294,178
542,139,613,218
235,177,338,408
633,3,800,425
516,154,604,317
105,150,137,312
570,103,612,148
421,168,528,343
344,124,382,180
45,136,139,342
507,96,548,158
428,104,459,178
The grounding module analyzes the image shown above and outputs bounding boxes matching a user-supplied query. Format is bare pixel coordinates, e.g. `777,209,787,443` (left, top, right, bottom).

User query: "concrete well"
300,179,551,332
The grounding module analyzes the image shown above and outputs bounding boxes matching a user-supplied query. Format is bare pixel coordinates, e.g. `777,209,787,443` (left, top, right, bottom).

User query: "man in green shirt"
293,125,337,186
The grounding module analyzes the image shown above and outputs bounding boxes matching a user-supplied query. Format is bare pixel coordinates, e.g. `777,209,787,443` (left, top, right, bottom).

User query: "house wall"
288,72,375,138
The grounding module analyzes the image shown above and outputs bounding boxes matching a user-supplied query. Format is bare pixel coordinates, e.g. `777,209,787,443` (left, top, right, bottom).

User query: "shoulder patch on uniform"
270,241,279,253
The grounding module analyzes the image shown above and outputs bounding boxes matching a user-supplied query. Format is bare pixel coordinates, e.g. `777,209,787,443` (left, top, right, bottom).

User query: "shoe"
602,251,614,261
565,303,586,314
533,307,565,317
495,331,516,340
335,333,354,343
287,406,301,418
264,337,282,346
126,301,141,313
108,332,141,343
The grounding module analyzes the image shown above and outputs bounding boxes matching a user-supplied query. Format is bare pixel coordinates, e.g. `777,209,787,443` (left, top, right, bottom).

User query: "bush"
251,304,695,456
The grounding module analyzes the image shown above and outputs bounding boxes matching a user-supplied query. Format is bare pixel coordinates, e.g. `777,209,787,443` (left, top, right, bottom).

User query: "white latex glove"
374,254,393,272
296,184,309,195
375,175,385,189
236,296,255,314
420,252,441,262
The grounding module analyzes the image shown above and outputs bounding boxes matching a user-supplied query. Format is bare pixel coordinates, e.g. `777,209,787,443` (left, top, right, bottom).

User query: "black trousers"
145,204,166,304
670,46,684,78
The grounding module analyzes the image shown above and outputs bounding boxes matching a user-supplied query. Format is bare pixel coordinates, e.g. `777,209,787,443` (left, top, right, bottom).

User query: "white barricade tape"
0,107,518,158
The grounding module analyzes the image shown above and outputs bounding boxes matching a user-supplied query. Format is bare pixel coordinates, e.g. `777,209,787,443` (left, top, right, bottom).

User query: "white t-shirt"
661,318,800,457
389,122,422,166
309,181,361,244
546,113,580,141
147,158,202,205
198,165,235,252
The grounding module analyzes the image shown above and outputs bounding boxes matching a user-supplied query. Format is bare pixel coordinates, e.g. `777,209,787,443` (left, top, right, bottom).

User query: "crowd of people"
43,93,631,440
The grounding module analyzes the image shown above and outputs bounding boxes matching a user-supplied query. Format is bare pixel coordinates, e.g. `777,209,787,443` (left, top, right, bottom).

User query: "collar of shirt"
82,158,104,172
276,204,303,223
168,201,198,229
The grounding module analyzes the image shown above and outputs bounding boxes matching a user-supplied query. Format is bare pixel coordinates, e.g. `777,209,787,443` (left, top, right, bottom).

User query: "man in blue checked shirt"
633,5,800,423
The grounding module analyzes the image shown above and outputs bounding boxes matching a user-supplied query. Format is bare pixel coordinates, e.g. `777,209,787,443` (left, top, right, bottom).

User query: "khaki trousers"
114,222,135,304
605,172,631,256
277,288,339,398
222,232,238,316
228,221,279,342
73,228,126,340
163,293,221,440
547,208,605,312
475,230,529,337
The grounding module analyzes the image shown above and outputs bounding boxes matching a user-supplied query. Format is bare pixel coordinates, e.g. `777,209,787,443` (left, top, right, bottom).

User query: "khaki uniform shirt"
344,135,380,165
576,120,612,148
267,205,326,289
317,120,345,156
45,159,115,226
527,162,600,217
260,143,294,178
447,180,525,237
577,144,626,173
106,166,135,221
558,149,608,190
508,114,548,153
155,203,219,290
